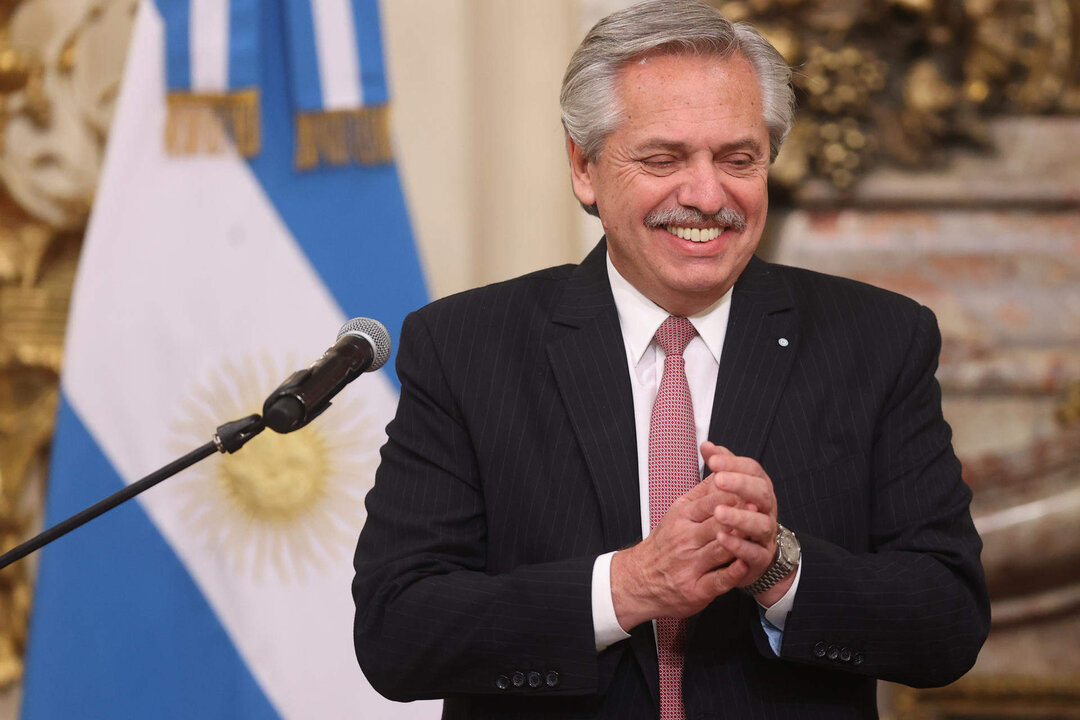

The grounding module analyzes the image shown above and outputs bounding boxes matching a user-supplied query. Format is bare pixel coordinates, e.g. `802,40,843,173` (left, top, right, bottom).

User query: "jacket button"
826,645,840,661
511,672,525,688
853,652,865,666
527,671,542,688
813,641,827,658
840,648,853,663
545,671,560,687
495,675,510,690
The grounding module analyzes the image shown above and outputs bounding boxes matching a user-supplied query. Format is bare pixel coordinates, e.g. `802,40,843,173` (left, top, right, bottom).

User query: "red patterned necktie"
649,315,698,720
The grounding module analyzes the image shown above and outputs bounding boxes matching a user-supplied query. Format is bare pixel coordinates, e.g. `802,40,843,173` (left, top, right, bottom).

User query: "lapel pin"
778,338,790,347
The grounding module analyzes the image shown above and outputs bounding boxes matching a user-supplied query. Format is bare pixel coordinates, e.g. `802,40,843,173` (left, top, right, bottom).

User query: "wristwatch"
742,524,800,596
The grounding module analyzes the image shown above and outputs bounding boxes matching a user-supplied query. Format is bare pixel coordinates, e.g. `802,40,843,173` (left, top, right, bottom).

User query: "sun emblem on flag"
170,353,382,582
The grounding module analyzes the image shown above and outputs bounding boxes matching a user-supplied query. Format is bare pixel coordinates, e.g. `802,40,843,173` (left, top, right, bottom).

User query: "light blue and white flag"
282,0,394,168
283,0,387,110
22,1,434,718
160,0,262,156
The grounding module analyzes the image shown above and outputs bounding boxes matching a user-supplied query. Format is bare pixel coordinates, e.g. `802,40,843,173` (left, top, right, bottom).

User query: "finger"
715,526,776,570
701,443,734,475
706,453,770,480
682,487,743,523
708,559,751,596
713,505,775,545
712,472,776,515
723,502,757,540
690,521,738,565
678,472,725,504
700,441,734,462
682,515,729,548
668,525,738,578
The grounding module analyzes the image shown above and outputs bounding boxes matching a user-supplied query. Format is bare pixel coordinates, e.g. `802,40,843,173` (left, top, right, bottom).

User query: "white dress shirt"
591,253,800,653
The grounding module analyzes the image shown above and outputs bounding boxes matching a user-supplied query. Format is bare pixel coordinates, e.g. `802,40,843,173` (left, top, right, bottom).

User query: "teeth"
665,225,722,242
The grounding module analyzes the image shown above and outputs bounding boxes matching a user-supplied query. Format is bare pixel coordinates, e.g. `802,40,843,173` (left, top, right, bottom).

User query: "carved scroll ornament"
711,0,1080,188
0,0,136,690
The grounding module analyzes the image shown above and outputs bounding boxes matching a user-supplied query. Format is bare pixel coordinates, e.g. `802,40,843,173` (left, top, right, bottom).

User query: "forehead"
611,52,766,146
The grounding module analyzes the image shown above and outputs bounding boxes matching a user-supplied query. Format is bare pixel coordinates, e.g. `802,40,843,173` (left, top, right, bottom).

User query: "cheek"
606,188,658,227
731,180,768,217
753,188,768,217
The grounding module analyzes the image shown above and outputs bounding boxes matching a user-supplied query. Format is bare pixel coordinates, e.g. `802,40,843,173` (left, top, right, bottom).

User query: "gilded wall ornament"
711,0,1080,188
0,0,136,691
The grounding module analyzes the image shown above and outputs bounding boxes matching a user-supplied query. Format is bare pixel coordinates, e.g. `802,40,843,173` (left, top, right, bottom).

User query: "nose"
676,158,726,216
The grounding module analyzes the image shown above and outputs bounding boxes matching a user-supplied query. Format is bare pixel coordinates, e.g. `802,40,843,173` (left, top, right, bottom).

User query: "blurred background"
0,0,1076,717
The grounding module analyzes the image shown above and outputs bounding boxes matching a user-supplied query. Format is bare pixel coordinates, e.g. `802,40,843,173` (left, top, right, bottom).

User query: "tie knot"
654,316,696,357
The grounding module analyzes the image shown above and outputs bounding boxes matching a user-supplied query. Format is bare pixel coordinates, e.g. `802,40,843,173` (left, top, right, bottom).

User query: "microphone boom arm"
0,414,265,571
0,317,390,569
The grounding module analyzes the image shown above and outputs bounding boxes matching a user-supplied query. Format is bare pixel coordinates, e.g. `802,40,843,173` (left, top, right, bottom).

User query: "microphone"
262,317,392,434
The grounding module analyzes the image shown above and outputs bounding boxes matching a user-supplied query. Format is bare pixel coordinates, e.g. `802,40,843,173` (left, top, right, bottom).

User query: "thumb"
701,442,735,472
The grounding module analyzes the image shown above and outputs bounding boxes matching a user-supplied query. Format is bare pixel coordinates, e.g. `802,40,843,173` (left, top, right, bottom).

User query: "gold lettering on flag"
165,89,261,157
294,104,392,170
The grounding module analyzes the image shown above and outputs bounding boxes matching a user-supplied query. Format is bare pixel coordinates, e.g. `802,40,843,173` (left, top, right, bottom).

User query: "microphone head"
338,317,392,371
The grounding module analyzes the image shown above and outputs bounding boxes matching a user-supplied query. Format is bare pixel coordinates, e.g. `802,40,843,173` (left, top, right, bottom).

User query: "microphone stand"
0,413,266,571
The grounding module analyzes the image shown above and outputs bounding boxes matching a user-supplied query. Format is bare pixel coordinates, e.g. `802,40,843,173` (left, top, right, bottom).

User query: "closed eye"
721,153,765,175
639,155,679,174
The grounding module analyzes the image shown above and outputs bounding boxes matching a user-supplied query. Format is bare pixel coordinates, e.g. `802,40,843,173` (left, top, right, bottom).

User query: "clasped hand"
610,442,782,630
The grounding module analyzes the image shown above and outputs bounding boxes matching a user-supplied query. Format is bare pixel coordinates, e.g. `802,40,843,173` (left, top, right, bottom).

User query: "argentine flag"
22,1,436,718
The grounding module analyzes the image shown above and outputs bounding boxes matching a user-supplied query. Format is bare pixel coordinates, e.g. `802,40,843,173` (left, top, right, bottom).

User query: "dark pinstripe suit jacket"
353,240,990,719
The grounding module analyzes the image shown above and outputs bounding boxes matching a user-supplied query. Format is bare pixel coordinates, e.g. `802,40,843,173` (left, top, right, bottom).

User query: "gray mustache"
644,207,747,232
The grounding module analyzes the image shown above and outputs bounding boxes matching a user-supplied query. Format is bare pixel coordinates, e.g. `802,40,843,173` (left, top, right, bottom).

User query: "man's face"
569,53,771,316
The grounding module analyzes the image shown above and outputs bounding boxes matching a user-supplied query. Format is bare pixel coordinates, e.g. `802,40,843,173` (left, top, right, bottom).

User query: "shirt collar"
606,252,731,366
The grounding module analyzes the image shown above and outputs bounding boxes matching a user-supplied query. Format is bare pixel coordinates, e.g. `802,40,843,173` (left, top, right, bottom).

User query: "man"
352,1,990,718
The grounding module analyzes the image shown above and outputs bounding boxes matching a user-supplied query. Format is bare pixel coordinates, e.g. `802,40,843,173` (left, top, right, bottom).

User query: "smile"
664,225,722,242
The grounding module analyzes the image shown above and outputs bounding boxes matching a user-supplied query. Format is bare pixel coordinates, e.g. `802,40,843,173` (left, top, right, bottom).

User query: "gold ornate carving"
711,0,1080,188
0,0,47,693
0,214,77,691
0,0,135,691
892,675,1080,719
1058,380,1080,427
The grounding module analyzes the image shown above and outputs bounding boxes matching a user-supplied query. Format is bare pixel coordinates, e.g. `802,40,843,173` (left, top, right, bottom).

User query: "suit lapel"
708,255,799,461
547,241,641,552
547,241,661,706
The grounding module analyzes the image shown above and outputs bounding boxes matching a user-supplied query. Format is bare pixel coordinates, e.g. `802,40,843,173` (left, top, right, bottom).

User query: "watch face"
778,527,801,565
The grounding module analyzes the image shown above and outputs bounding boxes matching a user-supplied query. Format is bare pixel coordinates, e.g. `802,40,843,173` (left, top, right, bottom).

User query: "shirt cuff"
756,561,802,656
760,560,802,630
592,551,632,652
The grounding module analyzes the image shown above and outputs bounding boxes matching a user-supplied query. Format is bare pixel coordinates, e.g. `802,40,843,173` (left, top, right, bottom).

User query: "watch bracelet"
741,525,798,596
743,562,789,595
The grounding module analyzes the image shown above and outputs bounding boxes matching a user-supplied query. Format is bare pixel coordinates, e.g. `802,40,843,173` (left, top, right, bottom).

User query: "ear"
566,135,597,209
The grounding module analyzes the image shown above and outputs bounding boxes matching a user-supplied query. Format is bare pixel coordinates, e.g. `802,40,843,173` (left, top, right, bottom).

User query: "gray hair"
560,0,795,167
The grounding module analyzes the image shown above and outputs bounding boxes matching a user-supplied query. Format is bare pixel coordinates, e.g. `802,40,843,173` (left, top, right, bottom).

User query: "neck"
651,287,733,318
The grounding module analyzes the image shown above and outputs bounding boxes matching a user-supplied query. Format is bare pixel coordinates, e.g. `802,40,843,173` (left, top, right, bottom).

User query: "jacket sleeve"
773,305,991,687
352,310,602,702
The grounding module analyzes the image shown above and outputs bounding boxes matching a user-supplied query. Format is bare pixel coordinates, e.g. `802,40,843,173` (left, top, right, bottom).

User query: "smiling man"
569,52,769,318
352,2,990,718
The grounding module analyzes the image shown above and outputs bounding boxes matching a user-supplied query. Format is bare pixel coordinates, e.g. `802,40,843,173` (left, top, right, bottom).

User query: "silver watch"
742,524,800,596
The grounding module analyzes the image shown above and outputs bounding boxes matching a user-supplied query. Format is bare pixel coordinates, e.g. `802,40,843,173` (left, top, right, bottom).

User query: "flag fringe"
294,105,393,170
165,89,261,157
